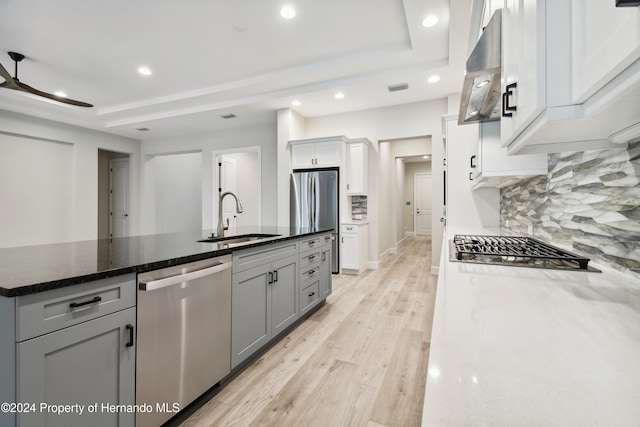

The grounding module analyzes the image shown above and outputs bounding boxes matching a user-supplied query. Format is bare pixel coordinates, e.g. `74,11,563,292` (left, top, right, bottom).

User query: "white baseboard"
431,266,439,275
367,261,379,269
404,231,416,237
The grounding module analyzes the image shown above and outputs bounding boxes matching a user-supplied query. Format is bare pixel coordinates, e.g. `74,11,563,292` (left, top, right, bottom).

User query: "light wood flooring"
180,236,437,427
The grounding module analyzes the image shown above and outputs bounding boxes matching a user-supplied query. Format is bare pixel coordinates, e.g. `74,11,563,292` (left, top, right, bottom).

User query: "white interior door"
109,158,129,238
219,156,238,234
415,173,432,236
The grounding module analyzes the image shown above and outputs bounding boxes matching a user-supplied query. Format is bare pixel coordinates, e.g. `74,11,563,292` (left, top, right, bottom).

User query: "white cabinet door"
314,141,340,167
501,0,546,147
346,142,368,195
291,144,315,169
291,141,339,169
341,234,358,270
571,2,640,103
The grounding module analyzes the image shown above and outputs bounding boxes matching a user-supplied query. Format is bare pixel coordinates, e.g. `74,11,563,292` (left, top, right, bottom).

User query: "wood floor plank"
179,236,436,427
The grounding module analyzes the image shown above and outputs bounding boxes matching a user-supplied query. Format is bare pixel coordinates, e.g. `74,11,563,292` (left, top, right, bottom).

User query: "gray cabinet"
320,245,332,300
17,308,136,427
8,274,136,427
231,246,298,369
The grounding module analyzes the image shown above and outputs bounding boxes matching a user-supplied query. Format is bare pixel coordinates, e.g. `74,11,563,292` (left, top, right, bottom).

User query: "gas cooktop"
450,234,601,272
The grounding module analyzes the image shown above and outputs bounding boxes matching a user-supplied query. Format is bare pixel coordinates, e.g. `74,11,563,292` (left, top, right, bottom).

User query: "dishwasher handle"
139,261,231,291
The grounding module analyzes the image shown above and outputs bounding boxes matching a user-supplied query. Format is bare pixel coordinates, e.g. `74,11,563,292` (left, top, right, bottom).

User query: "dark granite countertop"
0,226,332,297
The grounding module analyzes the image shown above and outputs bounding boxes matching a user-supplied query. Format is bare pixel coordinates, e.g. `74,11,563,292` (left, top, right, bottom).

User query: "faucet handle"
223,218,229,230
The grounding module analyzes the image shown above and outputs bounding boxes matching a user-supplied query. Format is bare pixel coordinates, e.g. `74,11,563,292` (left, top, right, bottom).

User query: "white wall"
149,152,202,233
301,99,447,270
141,123,276,235
0,110,140,248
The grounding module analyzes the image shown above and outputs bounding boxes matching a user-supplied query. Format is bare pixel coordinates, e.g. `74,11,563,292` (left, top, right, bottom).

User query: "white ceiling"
0,0,471,140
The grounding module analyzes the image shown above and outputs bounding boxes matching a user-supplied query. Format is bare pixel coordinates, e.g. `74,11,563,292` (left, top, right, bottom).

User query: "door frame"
212,147,262,230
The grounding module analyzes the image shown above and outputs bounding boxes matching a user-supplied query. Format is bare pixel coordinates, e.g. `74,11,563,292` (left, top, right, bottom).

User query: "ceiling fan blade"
0,62,21,90
15,81,93,108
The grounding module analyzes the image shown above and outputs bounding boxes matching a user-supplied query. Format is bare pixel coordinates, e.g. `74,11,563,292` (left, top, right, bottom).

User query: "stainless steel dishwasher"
136,255,232,427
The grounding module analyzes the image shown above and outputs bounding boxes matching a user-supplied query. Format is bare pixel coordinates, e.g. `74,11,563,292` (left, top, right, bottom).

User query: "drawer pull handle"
308,269,315,276
69,296,102,309
273,270,278,283
308,255,316,261
268,272,274,284
126,324,134,347
308,292,316,297
309,241,315,246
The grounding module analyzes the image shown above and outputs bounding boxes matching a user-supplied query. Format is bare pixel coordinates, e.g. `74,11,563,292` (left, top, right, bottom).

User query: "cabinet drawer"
300,264,321,286
17,274,136,342
299,236,321,252
300,280,320,315
320,233,333,247
233,240,299,273
341,224,358,233
299,247,321,269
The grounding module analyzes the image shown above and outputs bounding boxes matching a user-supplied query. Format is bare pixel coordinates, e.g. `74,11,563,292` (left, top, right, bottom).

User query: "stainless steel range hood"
458,9,502,125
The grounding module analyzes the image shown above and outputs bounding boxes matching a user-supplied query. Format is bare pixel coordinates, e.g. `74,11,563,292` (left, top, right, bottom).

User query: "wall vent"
219,113,237,119
387,83,409,92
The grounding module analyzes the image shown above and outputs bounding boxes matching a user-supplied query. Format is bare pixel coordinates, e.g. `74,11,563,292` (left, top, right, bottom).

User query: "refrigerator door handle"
311,176,317,228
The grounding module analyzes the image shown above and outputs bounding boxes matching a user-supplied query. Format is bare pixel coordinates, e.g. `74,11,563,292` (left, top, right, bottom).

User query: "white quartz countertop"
422,227,640,427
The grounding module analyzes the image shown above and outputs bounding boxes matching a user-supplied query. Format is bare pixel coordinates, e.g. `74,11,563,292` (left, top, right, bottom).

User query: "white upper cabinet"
571,2,640,103
499,0,640,154
471,121,547,189
346,139,369,196
290,136,345,169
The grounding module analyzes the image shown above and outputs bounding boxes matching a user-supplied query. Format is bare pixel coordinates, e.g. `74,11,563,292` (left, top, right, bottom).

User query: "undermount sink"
198,233,281,244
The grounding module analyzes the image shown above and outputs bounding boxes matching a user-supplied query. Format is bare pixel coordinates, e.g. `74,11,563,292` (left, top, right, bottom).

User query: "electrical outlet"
505,219,510,228
527,225,533,235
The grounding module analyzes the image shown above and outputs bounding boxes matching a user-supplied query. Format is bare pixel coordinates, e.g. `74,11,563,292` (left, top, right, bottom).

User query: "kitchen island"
0,226,331,297
0,226,333,427
422,227,640,426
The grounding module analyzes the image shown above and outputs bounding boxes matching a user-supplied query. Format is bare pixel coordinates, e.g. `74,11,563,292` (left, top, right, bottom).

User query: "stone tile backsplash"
351,196,367,220
500,141,640,279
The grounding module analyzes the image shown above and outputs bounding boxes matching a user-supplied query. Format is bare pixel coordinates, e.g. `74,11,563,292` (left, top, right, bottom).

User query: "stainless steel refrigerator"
290,168,339,273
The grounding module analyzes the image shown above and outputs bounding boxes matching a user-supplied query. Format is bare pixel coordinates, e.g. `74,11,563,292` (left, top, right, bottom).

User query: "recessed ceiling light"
422,15,439,27
138,66,152,76
54,91,67,98
469,110,479,117
291,100,301,106
423,155,430,159
476,80,490,88
280,6,296,19
427,75,440,83
334,92,345,99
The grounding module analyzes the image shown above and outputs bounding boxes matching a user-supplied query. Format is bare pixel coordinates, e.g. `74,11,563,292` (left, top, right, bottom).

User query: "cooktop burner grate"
453,235,592,270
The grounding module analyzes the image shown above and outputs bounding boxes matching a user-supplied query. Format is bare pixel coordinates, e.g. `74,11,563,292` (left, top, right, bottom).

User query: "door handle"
126,324,134,347
470,155,476,168
273,270,278,283
70,296,102,309
139,261,231,291
469,172,473,181
502,82,517,117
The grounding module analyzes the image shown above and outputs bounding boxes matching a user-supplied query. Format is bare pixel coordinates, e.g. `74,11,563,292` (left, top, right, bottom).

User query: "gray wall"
500,141,640,279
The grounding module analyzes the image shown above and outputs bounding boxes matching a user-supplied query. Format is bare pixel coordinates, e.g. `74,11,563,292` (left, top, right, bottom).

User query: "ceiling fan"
0,51,93,107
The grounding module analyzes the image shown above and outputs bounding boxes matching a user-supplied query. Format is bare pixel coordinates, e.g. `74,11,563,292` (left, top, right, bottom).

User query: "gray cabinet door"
231,264,271,368
17,307,135,427
271,255,298,337
320,247,332,299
